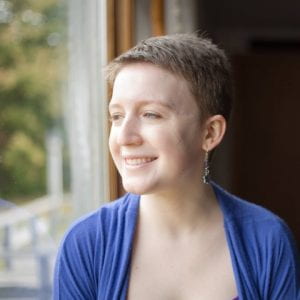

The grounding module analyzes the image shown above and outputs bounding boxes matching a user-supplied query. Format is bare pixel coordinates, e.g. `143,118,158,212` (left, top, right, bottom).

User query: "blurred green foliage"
0,0,67,201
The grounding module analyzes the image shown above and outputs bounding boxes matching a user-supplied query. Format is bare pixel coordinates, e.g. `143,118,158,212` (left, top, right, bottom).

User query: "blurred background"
0,0,299,299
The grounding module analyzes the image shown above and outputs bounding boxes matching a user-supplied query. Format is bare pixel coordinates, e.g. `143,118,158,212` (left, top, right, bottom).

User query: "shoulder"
212,182,286,229
60,193,139,246
54,193,140,298
212,183,300,297
212,181,299,263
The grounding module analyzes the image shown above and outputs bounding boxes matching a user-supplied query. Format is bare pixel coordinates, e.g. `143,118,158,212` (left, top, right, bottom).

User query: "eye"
143,111,161,119
109,113,124,124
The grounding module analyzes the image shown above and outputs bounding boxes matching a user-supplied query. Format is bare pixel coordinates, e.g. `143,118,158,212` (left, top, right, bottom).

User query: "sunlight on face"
109,63,205,195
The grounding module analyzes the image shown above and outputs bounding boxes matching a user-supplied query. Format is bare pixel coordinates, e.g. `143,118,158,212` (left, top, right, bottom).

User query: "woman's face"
109,63,205,195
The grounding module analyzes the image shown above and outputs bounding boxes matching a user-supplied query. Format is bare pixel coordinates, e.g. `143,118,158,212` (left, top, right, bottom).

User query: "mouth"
124,157,158,166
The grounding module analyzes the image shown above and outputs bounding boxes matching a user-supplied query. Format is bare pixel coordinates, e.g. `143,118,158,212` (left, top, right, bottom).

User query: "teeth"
125,157,156,165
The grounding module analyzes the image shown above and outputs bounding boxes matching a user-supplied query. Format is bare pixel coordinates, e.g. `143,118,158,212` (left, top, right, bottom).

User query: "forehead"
110,63,197,111
113,63,182,92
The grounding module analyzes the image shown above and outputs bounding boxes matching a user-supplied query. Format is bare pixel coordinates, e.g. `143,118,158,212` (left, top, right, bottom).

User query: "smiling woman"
53,34,300,300
108,63,209,196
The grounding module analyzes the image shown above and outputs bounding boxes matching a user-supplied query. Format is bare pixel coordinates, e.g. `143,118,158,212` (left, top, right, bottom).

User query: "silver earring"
202,151,210,184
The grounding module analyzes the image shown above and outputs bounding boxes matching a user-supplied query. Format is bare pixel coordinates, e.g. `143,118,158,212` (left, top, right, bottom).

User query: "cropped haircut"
106,33,233,122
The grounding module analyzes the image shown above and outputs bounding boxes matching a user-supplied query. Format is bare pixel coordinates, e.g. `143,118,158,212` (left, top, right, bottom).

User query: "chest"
126,227,237,300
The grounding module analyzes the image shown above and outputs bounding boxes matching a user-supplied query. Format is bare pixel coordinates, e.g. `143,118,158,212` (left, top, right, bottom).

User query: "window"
0,0,109,297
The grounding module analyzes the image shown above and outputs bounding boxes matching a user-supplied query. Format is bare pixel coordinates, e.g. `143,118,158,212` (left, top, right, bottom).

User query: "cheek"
164,124,197,149
108,132,118,160
165,126,201,162
108,134,114,154
157,130,189,160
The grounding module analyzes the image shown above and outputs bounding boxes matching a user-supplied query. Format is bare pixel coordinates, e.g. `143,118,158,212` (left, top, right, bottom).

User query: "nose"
116,116,143,146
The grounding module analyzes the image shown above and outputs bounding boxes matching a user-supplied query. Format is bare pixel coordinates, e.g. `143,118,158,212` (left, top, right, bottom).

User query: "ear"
201,115,227,152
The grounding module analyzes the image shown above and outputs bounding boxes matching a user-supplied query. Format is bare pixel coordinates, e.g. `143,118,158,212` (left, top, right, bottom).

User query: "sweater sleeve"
262,220,300,300
52,194,139,300
53,212,100,300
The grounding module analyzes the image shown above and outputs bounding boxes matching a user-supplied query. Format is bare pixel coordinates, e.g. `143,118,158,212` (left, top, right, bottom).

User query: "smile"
124,157,157,166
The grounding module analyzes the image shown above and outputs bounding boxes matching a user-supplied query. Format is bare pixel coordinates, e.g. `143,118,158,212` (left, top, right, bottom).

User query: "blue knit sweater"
54,183,300,299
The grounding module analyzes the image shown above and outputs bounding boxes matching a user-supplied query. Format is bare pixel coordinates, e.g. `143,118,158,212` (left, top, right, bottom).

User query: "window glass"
0,0,68,298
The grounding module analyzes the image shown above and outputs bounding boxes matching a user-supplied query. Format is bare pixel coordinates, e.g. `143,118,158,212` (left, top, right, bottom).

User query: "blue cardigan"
53,183,300,299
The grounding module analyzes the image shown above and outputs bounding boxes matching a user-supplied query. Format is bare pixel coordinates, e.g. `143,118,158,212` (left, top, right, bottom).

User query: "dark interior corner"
205,0,300,246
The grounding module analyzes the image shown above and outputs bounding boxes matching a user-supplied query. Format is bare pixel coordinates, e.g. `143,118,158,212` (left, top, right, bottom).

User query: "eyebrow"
108,99,175,111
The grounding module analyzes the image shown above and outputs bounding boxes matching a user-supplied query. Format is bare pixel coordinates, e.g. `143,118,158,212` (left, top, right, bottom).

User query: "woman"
54,34,300,299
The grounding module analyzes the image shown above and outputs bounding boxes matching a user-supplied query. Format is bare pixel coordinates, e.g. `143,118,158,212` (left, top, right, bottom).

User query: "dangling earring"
202,151,210,184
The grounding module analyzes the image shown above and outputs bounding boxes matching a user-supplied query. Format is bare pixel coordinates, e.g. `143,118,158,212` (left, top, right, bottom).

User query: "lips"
124,157,157,166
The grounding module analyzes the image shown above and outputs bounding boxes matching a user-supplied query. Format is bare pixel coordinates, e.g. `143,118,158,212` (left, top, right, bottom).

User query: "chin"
122,183,147,195
122,179,157,195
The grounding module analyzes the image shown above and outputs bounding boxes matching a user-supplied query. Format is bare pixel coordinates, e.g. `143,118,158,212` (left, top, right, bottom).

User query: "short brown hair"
106,33,233,122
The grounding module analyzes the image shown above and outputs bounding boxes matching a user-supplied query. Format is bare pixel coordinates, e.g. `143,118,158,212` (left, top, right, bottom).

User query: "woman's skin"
109,63,237,300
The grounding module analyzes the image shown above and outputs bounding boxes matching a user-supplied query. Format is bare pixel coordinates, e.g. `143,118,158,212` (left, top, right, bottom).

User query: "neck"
140,182,220,237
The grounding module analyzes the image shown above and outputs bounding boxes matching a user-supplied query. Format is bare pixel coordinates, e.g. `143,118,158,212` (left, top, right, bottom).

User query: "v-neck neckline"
123,182,240,300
